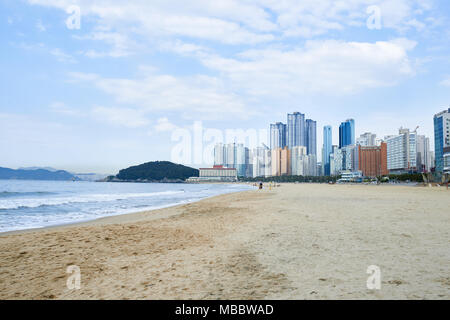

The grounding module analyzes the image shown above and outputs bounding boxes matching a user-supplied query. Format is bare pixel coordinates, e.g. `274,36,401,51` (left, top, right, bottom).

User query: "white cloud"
27,0,435,46
377,0,432,31
265,0,433,35
63,38,418,122
51,102,152,129
69,72,247,119
199,39,417,96
440,76,450,87
154,118,178,132
91,106,150,128
28,0,275,45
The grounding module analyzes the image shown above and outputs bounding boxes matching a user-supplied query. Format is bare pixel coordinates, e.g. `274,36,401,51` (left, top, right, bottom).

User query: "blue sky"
1,0,450,174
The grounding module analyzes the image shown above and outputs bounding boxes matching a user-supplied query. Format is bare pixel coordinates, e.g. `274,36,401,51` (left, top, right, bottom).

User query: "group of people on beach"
253,182,280,190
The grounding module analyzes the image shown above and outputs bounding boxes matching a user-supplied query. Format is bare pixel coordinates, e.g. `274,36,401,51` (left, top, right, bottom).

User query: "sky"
1,0,450,174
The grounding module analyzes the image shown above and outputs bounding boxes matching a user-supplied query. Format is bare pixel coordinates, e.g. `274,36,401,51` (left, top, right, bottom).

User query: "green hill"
114,161,199,182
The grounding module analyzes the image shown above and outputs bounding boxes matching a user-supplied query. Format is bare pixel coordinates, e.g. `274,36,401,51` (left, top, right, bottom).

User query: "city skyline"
1,1,450,173
209,107,449,179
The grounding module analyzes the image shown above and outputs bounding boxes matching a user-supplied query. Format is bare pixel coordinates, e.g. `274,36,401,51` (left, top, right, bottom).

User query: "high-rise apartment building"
386,135,406,172
356,132,377,146
264,149,272,177
245,147,253,177
386,128,417,173
358,143,388,177
433,108,450,173
305,154,318,176
225,143,236,169
291,146,307,176
339,119,355,148
280,147,291,176
271,148,281,177
287,112,305,149
270,147,291,176
267,112,318,176
235,143,246,177
322,126,332,175
329,153,335,176
214,143,225,166
330,147,343,176
342,145,358,172
430,151,435,171
401,128,417,170
214,142,251,177
252,145,270,178
416,135,431,173
286,112,316,155
305,119,317,156
270,122,286,149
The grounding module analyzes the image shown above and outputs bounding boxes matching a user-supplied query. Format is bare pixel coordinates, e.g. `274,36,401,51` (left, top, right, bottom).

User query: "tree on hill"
115,161,199,181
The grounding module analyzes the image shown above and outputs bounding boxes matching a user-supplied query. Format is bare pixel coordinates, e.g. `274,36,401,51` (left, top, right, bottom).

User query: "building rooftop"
200,167,237,171
434,108,450,117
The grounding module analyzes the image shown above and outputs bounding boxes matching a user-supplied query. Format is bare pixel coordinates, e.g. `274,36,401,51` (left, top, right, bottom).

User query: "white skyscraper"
306,154,318,176
235,143,246,177
252,145,269,178
270,122,286,149
331,148,343,175
416,135,431,172
225,143,236,168
264,149,272,177
342,145,358,172
291,146,307,176
214,143,225,166
386,128,417,173
356,132,377,146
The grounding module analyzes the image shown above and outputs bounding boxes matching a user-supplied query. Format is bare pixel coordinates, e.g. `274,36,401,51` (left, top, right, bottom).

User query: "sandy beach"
0,184,449,300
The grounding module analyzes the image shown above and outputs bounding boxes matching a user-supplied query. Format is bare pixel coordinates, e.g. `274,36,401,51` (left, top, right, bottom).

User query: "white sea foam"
0,181,254,233
0,190,185,210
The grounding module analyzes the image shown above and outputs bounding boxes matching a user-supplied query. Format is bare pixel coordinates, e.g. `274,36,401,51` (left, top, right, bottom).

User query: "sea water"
0,180,253,233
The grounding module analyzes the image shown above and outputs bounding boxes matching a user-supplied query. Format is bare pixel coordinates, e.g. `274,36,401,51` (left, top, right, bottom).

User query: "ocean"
0,180,254,233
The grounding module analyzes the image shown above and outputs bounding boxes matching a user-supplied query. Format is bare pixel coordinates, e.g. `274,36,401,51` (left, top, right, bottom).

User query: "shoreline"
1,182,422,236
0,183,449,299
0,189,254,236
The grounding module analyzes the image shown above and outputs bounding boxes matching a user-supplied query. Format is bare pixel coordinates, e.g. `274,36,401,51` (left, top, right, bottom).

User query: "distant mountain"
0,167,79,181
110,161,199,182
18,166,58,172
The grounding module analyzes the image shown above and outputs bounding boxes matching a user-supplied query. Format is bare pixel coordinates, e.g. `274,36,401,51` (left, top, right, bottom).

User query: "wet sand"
0,184,449,299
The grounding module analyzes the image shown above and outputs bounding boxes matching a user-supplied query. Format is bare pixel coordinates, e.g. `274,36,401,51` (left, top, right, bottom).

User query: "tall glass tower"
305,119,317,156
287,112,305,149
322,125,332,175
434,108,450,172
339,119,355,148
270,122,286,149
